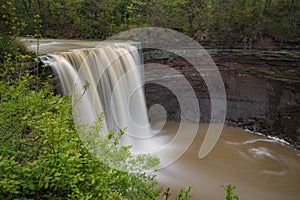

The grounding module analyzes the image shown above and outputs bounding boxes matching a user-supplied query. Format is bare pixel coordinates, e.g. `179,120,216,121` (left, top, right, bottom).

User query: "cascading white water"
48,43,152,151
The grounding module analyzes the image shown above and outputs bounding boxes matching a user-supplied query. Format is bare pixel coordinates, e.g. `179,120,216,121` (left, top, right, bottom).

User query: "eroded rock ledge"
143,49,300,148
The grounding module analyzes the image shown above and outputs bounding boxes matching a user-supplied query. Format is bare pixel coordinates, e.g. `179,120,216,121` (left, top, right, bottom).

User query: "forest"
0,0,299,199
5,0,300,48
0,0,198,199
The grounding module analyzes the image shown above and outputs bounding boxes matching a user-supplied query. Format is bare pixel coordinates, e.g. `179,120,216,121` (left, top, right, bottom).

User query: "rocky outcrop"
143,49,300,148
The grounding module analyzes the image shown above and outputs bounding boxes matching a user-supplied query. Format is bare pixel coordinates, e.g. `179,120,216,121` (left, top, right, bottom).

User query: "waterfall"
47,43,152,152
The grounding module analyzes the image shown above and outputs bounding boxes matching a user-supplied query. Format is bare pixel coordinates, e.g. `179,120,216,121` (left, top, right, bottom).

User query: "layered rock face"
143,49,300,147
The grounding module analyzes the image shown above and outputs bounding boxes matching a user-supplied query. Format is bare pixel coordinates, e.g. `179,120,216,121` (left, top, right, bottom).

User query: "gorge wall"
143,49,300,148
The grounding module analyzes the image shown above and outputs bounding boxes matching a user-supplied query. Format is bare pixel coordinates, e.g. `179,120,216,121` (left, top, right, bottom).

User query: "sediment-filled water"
35,39,300,200
155,122,300,200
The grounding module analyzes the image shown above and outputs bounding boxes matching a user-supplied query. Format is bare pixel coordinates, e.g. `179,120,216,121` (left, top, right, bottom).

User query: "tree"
0,1,26,59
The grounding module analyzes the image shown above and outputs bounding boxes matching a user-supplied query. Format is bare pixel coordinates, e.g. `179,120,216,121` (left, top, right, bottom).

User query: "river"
154,122,300,200
22,38,300,199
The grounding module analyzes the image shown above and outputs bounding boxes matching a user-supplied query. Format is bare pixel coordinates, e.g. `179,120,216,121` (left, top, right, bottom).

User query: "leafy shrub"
0,1,27,61
0,8,191,196
223,184,239,200
0,71,163,199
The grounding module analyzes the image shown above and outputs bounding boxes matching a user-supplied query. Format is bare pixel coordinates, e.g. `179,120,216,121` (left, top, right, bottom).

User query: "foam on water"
248,147,275,159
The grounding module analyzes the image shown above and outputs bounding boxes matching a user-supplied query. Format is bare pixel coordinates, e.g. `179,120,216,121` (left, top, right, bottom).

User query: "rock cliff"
144,49,300,148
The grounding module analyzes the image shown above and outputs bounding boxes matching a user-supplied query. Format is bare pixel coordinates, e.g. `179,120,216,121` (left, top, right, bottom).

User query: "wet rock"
144,49,300,147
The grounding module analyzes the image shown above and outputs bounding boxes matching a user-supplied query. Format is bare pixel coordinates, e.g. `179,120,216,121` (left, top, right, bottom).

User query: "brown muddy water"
23,38,300,199
153,122,300,200
20,38,102,54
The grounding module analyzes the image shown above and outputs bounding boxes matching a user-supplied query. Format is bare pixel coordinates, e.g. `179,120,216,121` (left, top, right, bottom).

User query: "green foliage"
33,14,42,56
0,1,27,60
0,11,192,199
4,0,300,46
0,74,164,199
78,115,160,173
264,0,300,42
223,184,239,200
0,33,163,198
0,50,32,81
161,186,193,200
175,186,193,200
